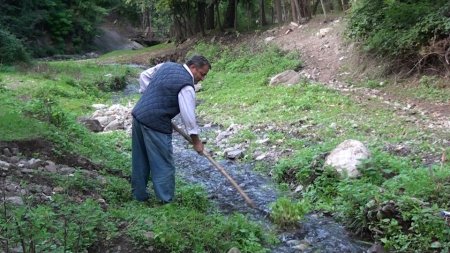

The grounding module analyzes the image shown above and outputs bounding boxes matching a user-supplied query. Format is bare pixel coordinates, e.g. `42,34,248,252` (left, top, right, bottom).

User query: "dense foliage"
0,0,117,58
347,0,450,66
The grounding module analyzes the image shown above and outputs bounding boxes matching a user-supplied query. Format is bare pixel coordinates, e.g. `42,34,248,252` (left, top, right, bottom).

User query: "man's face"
190,65,209,84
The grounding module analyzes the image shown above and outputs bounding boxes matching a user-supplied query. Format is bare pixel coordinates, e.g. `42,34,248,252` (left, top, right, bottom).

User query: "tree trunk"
275,0,282,23
225,0,236,28
216,0,224,31
260,0,267,26
290,0,297,22
320,0,327,20
206,2,215,30
234,0,238,30
197,1,206,35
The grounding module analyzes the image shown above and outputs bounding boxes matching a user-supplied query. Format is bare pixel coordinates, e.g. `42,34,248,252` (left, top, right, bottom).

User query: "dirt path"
267,18,450,136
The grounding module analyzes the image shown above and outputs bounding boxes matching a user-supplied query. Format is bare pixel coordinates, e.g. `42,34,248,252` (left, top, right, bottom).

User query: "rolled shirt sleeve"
178,86,199,135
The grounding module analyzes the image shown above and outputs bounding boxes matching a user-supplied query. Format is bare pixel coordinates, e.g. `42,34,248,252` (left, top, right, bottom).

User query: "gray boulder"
325,140,370,178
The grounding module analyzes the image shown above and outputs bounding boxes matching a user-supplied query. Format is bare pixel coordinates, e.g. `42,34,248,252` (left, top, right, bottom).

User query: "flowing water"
122,81,368,252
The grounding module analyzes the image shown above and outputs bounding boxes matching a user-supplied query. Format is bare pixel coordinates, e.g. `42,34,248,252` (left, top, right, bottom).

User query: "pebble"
6,196,24,206
20,168,34,174
53,186,64,193
60,167,76,175
0,160,10,169
45,161,58,173
3,148,12,156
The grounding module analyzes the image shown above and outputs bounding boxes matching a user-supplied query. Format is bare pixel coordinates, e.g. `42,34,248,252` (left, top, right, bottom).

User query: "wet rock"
269,70,301,86
3,148,12,156
292,243,309,251
366,243,385,253
6,196,24,206
287,239,302,246
104,119,123,131
9,156,20,163
0,160,10,169
11,148,19,155
78,117,103,132
325,140,370,178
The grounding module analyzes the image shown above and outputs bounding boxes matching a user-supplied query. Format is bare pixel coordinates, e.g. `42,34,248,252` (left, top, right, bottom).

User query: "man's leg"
141,126,175,203
131,118,151,201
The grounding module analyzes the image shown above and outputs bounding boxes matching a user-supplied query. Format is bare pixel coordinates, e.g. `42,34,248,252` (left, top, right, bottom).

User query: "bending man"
131,55,210,203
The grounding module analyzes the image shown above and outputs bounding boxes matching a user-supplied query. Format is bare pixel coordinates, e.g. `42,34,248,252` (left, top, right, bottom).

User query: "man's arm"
178,86,204,153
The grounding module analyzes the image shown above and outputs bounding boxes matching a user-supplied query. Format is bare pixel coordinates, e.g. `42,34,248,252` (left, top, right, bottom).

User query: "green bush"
347,0,450,58
0,28,30,64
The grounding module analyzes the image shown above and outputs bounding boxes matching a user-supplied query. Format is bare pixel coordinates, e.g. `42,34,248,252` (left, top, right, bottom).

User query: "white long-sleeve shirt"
138,63,199,135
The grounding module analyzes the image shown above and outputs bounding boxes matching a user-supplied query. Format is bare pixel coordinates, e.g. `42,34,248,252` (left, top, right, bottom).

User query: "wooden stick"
172,122,256,208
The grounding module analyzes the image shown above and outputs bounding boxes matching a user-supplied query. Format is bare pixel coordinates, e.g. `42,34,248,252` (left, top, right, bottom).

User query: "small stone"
11,148,19,155
3,148,12,156
44,161,58,173
9,156,20,163
292,243,309,251
255,154,266,161
6,184,17,192
6,196,24,206
60,167,76,175
53,186,64,193
294,185,304,193
0,160,10,169
143,231,155,240
92,104,108,110
104,119,123,131
287,240,301,246
227,247,240,253
28,158,42,169
20,168,33,174
225,149,244,160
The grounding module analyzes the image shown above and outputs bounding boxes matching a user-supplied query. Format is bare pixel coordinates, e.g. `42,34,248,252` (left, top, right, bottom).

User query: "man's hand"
190,134,204,154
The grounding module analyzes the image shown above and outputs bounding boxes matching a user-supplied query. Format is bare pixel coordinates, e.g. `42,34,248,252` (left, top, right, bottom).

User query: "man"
138,63,163,94
131,55,210,203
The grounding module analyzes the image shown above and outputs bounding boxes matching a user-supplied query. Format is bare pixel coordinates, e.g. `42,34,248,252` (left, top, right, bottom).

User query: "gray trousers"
131,118,175,202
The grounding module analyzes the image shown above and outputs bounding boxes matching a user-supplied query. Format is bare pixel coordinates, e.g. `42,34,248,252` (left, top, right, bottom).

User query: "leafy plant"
270,197,310,227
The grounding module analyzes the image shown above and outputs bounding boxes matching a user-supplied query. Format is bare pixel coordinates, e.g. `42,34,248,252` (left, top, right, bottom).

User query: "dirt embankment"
259,17,450,135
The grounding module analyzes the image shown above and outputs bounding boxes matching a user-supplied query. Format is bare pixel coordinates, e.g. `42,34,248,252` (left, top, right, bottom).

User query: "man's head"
186,55,211,83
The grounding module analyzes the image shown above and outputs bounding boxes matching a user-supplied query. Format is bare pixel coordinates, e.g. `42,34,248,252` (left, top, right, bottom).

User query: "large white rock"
269,70,301,86
325,140,370,178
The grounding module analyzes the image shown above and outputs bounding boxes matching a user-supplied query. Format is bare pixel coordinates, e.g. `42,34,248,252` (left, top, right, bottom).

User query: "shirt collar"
183,64,194,83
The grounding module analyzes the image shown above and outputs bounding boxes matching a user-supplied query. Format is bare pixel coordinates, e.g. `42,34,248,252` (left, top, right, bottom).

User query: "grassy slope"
0,55,274,252
195,43,450,252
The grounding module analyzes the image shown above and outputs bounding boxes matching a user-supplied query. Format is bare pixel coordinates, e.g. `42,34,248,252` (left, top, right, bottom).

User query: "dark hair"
186,55,211,69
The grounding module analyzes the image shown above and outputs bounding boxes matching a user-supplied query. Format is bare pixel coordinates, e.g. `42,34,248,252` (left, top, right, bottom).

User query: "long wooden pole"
172,122,256,208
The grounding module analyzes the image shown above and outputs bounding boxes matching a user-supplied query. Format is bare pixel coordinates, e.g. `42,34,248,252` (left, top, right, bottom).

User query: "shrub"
0,28,30,64
347,0,450,62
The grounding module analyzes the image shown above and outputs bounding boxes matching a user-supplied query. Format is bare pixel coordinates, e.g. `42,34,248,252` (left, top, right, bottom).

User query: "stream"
121,78,368,253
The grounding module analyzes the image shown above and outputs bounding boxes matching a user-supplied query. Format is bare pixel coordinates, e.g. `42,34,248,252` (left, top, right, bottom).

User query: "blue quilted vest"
132,62,194,134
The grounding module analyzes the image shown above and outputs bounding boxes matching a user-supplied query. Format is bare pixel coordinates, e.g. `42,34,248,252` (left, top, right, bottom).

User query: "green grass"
195,43,450,252
0,52,275,252
98,43,173,59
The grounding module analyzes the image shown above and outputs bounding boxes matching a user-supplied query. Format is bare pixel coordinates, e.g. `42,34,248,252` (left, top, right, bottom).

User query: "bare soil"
263,17,450,135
